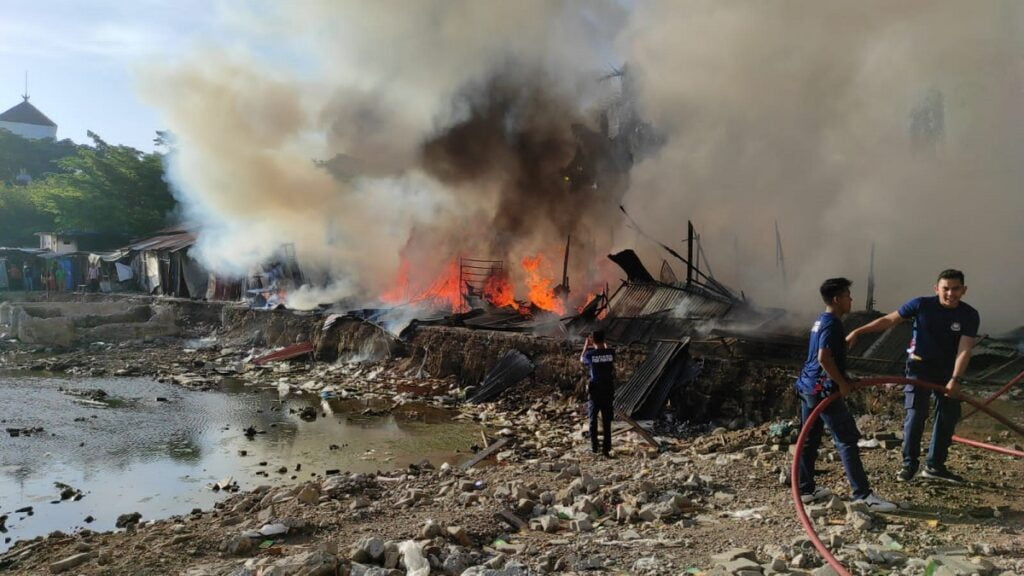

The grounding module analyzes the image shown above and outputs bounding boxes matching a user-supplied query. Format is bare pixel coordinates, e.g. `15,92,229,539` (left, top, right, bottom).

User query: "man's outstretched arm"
579,335,592,363
846,311,905,349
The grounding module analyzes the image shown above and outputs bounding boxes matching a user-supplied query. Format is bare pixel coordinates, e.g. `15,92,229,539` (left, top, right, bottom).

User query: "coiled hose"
790,376,1024,576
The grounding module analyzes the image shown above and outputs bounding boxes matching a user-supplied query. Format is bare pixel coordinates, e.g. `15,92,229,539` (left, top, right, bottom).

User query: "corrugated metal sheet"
468,350,535,404
614,340,690,418
606,283,656,318
602,283,737,344
462,309,533,330
606,283,733,322
646,289,732,318
127,232,196,252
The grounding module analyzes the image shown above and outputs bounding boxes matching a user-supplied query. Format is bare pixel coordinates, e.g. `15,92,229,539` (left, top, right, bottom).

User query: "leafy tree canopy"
0,128,79,184
0,131,178,245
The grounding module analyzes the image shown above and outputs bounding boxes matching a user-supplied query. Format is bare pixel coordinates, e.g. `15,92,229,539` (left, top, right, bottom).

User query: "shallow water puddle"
0,371,479,551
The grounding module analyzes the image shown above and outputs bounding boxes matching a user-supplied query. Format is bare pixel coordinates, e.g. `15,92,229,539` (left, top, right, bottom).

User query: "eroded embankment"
0,293,803,423
315,317,801,425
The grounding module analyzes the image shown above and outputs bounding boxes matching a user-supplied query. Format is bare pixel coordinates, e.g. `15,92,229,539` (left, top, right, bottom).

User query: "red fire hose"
950,369,1024,455
790,377,1024,576
962,369,1024,420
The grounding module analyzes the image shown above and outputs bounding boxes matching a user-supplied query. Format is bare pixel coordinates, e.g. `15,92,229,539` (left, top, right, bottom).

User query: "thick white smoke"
140,1,1024,331
139,1,628,309
620,1,1024,332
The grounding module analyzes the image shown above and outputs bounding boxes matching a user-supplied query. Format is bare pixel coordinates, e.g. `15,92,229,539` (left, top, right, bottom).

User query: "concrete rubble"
0,295,1021,575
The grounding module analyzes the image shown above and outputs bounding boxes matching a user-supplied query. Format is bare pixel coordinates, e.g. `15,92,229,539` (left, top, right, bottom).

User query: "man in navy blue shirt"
794,278,896,511
580,330,616,457
847,269,980,483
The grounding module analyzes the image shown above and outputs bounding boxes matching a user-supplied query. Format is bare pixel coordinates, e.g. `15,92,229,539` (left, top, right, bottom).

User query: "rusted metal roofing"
614,339,691,418
606,282,733,321
602,282,738,345
127,232,196,252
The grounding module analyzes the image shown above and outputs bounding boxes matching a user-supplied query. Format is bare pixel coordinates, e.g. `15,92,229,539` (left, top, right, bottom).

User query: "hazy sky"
0,1,216,151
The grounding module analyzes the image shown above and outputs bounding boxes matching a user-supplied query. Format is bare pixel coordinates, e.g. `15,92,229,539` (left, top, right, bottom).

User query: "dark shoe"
897,466,917,482
921,465,964,484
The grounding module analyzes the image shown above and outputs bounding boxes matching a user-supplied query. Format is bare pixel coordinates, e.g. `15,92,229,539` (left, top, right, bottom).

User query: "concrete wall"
37,233,78,254
0,121,56,140
0,301,179,348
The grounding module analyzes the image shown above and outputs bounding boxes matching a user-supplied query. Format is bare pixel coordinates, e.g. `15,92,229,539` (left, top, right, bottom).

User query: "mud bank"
315,319,801,425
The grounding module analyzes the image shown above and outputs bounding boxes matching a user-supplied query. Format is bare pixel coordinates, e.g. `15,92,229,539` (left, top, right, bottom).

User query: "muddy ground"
0,299,1022,575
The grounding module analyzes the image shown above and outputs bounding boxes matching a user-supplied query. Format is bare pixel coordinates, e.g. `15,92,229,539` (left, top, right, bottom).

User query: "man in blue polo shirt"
847,269,980,483
794,278,896,511
580,330,616,457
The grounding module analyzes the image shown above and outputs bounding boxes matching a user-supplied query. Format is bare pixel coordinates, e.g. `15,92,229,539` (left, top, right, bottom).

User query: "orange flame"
577,292,598,313
379,257,411,304
383,253,573,316
522,254,565,314
482,269,516,309
381,258,467,312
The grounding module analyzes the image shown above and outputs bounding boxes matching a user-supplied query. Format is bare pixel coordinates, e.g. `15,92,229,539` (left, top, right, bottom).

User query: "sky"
0,1,215,151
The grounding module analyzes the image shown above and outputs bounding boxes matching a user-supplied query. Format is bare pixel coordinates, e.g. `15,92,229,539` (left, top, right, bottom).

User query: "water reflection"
0,371,477,551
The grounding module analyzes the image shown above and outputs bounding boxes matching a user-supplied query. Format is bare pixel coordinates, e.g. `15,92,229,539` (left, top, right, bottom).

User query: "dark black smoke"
419,64,626,257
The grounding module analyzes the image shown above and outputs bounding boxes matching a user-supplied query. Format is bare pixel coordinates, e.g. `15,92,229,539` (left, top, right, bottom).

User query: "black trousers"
588,397,614,454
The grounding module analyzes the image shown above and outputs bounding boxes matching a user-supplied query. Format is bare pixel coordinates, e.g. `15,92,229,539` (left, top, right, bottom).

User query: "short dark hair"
592,330,606,344
819,277,852,304
937,269,965,284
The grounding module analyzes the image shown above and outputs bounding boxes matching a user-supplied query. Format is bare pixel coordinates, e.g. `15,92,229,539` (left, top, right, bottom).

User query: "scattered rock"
351,536,386,564
114,512,141,528
48,552,93,574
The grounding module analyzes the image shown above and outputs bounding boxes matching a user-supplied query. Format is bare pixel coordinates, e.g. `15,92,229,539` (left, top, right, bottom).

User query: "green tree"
28,132,177,237
0,182,55,245
0,128,79,184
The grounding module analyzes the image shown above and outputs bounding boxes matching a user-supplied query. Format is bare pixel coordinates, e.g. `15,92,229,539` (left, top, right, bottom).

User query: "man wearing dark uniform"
794,278,896,511
580,330,616,458
847,269,980,483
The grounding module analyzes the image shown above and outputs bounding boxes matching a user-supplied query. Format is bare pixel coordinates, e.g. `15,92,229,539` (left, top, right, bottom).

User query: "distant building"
35,231,129,255
36,232,80,255
0,96,57,140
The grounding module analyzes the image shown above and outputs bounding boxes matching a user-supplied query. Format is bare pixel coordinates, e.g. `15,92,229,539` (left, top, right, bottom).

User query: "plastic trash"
258,523,289,536
399,540,430,576
729,507,767,520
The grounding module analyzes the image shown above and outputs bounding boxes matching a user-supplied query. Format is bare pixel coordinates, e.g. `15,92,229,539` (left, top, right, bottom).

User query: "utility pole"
694,233,701,276
866,243,876,312
561,234,571,295
686,220,695,286
775,221,787,290
697,233,715,279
